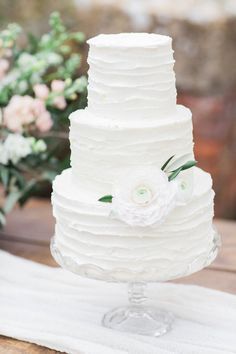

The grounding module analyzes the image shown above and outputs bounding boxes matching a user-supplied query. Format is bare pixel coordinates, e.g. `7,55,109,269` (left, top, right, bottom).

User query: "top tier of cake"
87,33,177,121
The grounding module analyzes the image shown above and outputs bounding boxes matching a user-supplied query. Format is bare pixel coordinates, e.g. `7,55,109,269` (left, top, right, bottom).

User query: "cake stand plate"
51,229,221,337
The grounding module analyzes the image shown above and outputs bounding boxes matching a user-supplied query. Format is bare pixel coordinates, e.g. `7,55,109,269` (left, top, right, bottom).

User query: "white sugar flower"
110,166,177,227
174,169,194,205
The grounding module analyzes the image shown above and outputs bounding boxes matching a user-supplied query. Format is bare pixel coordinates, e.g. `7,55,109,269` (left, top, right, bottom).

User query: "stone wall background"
1,0,236,219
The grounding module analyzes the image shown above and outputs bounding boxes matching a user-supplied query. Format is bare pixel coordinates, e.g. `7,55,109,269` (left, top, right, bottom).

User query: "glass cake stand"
50,229,221,337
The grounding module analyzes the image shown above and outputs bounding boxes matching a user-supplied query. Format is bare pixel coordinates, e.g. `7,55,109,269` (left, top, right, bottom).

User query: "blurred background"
0,0,236,223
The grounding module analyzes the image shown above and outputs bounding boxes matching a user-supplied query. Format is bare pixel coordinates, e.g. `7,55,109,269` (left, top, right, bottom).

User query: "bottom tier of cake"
52,168,216,281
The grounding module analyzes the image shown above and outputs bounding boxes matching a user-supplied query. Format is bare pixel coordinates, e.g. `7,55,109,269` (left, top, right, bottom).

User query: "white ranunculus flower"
174,169,194,205
111,166,178,227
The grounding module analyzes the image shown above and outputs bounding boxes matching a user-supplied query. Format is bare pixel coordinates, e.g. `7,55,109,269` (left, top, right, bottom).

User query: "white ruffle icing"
52,168,215,281
87,33,176,120
69,106,194,195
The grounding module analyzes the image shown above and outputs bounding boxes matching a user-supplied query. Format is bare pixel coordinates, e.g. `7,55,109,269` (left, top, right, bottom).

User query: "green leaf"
3,190,22,213
166,153,192,172
98,195,113,203
10,168,26,189
178,160,197,171
0,166,9,189
168,160,197,181
41,170,57,182
58,155,70,171
161,155,175,171
19,180,37,206
0,210,6,227
168,167,183,181
27,32,39,53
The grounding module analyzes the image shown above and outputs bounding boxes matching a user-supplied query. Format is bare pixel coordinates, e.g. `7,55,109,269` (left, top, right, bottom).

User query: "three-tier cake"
52,33,215,282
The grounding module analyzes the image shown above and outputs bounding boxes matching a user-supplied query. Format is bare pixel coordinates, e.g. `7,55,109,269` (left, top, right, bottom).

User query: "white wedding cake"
52,33,216,281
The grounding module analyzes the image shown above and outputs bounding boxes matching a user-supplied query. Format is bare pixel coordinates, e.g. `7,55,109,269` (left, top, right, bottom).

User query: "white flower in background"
30,73,41,85
17,53,36,67
111,166,177,227
174,169,194,205
0,69,20,90
15,80,28,94
17,53,46,76
47,52,63,65
0,143,8,165
0,134,47,166
2,134,32,165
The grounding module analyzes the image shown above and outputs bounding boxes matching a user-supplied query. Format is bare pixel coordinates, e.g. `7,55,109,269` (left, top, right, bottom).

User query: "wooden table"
0,198,236,353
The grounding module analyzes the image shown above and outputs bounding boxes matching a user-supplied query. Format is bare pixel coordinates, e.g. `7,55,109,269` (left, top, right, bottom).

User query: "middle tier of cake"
69,105,194,196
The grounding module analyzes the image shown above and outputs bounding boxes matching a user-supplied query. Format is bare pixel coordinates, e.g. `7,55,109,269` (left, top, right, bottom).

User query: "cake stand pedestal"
51,229,220,337
102,281,173,336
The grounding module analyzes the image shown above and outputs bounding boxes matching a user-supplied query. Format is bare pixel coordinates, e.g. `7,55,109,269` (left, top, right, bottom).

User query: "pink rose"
33,84,49,100
36,111,53,132
3,95,53,132
32,98,47,116
4,96,36,132
53,96,67,110
51,80,65,93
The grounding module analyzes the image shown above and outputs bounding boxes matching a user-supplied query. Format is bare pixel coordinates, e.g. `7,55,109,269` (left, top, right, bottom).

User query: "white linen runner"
0,250,236,354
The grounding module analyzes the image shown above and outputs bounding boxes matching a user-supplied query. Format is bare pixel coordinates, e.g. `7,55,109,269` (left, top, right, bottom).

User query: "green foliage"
0,23,22,48
98,195,113,203
168,160,197,181
161,155,175,171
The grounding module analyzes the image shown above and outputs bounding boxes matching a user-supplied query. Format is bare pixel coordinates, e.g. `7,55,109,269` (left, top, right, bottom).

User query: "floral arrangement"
98,155,197,227
0,12,87,227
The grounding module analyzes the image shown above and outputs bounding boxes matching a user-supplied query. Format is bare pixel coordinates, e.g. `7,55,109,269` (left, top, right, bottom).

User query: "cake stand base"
103,282,173,336
103,305,173,336
51,229,220,337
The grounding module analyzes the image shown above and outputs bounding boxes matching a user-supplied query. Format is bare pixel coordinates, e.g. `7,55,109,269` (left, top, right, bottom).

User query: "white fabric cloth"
0,250,236,354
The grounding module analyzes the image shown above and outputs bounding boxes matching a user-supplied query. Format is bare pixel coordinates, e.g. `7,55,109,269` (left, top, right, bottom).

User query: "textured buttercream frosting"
52,168,215,281
87,33,176,120
69,105,194,195
52,33,215,281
